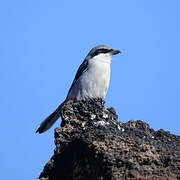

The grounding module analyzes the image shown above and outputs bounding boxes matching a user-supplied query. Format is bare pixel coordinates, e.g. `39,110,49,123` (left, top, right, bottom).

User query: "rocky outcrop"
37,99,180,180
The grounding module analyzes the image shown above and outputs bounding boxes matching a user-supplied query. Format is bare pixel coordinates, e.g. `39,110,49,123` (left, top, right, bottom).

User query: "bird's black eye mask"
91,48,113,58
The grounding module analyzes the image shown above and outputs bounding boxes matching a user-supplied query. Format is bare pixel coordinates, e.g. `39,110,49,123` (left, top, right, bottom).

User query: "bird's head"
86,45,121,63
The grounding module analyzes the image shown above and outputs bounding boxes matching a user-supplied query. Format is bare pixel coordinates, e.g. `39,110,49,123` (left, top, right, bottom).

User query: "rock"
37,99,180,180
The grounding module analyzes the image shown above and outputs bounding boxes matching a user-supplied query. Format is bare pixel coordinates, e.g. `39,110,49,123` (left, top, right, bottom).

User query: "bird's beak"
111,49,121,55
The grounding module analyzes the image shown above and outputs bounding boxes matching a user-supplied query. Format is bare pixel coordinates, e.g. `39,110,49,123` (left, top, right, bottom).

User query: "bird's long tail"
36,103,62,134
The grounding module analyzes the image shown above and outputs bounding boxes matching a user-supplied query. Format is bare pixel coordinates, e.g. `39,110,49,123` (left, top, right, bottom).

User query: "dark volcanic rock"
37,99,180,180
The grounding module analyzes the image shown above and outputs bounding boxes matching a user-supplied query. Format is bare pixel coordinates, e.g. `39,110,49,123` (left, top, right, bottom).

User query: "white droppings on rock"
117,125,121,130
90,114,96,120
94,120,110,127
102,112,108,119
82,122,86,128
117,124,125,132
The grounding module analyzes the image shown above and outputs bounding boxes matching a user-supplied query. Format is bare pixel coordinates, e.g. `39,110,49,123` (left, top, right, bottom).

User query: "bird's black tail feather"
36,104,62,134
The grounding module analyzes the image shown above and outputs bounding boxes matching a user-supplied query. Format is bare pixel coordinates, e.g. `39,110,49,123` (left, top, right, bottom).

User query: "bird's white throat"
90,53,112,64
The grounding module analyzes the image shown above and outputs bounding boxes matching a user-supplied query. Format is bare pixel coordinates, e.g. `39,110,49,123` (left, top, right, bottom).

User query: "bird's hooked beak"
111,49,121,55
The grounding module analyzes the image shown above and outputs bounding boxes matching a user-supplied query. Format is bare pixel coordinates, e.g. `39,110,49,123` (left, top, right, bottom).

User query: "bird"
36,45,121,133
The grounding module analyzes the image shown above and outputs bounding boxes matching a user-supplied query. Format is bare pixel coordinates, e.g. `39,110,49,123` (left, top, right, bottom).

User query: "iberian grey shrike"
36,45,121,133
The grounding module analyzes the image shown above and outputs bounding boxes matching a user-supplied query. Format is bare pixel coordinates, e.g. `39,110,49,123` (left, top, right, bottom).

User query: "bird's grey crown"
88,45,113,58
90,45,112,52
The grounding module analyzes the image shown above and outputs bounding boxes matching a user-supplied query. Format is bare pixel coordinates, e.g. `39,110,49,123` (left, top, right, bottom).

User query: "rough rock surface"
37,99,180,180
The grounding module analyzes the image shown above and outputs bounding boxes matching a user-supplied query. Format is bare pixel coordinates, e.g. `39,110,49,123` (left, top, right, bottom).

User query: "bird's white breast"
68,54,111,100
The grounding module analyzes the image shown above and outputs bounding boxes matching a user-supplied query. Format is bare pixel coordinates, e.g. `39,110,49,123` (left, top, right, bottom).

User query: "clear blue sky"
0,0,180,179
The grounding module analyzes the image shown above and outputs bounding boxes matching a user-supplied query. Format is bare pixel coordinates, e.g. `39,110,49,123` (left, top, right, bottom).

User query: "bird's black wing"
66,59,88,98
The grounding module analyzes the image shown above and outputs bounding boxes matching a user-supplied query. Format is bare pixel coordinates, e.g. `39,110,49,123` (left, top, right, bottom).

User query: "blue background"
0,0,179,179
